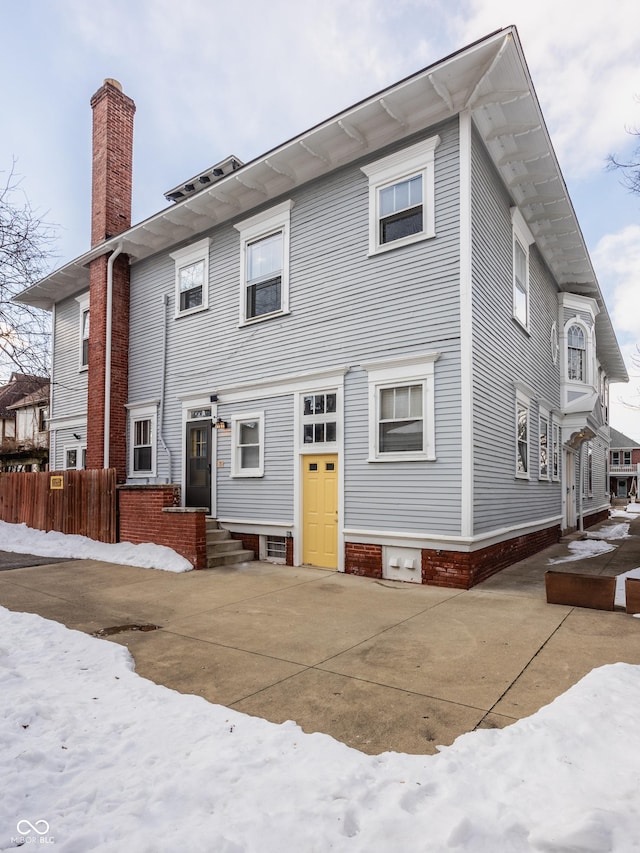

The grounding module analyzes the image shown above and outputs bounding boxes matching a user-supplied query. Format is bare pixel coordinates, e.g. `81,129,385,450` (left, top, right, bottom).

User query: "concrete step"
207,549,255,568
205,518,220,531
208,539,243,554
206,528,232,543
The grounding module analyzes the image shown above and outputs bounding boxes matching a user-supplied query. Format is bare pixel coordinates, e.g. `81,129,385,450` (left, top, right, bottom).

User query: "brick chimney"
86,79,135,482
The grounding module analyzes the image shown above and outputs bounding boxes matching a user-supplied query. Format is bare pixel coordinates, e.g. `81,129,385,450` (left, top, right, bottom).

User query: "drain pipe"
103,243,123,469
578,442,584,532
157,294,172,477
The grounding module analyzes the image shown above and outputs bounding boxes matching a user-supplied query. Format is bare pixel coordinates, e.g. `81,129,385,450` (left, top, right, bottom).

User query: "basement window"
261,535,286,563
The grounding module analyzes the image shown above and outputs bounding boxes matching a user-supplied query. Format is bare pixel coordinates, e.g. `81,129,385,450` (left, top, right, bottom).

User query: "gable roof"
609,427,640,449
14,26,627,383
0,374,49,419
7,382,50,411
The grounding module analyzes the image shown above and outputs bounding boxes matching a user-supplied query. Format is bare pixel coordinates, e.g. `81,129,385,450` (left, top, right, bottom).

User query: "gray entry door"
185,421,212,512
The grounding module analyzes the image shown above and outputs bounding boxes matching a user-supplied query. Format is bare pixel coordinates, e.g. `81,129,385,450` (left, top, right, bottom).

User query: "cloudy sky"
2,0,639,438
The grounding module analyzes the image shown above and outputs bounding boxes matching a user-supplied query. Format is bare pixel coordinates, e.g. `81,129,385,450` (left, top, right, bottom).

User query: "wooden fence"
0,469,117,543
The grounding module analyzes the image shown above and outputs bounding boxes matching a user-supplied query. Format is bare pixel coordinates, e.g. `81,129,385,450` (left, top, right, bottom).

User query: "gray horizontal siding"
216,395,294,521
471,130,562,534
128,120,464,529
52,293,88,419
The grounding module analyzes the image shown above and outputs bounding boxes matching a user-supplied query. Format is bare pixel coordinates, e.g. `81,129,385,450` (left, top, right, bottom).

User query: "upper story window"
511,208,534,331
234,201,293,325
539,408,549,481
361,135,440,255
38,406,48,433
363,352,439,462
76,292,90,371
567,324,585,381
612,450,631,466
170,238,210,318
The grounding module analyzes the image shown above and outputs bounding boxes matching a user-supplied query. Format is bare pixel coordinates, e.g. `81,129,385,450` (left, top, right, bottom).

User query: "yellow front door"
302,454,338,569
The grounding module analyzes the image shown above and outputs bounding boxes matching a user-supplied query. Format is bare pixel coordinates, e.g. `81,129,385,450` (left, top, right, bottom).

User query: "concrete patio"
1,513,639,755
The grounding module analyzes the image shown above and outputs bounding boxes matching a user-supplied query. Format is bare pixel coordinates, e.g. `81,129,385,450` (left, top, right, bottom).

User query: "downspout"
158,294,171,478
103,243,123,469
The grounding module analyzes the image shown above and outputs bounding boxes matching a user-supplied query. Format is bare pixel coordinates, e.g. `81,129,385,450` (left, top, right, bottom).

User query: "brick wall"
118,485,207,569
422,525,562,589
584,508,609,529
345,542,383,579
231,532,260,557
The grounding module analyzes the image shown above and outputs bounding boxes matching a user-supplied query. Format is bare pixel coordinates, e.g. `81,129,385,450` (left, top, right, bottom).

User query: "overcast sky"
2,0,639,439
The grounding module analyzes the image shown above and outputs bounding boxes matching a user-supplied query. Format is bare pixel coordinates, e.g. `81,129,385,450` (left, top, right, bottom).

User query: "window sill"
368,231,433,257
78,365,88,373
230,472,264,479
129,471,156,479
174,304,208,320
367,453,435,463
239,309,290,328
515,472,530,481
512,316,531,336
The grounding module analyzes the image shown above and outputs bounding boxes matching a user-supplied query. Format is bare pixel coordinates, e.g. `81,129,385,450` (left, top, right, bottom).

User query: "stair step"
208,539,242,554
206,528,231,543
205,518,220,531
207,549,255,568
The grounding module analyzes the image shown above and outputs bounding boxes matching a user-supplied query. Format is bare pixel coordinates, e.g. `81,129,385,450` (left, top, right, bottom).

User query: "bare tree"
0,162,56,380
607,103,640,195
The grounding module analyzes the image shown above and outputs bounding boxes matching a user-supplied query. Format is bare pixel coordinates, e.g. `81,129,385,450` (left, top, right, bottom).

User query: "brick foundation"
118,485,207,569
345,542,383,579
583,508,609,529
345,524,561,589
231,532,260,557
422,525,561,589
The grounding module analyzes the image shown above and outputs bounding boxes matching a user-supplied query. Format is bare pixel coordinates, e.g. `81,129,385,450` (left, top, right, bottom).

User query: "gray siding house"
17,28,627,586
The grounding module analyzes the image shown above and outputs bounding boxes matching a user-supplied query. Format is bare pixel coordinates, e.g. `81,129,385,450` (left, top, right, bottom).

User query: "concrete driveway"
1,515,639,755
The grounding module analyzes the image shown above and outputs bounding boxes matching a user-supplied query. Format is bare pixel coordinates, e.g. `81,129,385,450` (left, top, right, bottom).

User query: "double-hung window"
302,392,337,445
76,293,90,370
511,208,534,331
128,404,157,477
552,421,560,481
515,389,531,479
170,238,210,318
231,412,264,477
235,201,293,324
539,408,549,481
567,324,586,381
361,135,440,255
363,352,439,462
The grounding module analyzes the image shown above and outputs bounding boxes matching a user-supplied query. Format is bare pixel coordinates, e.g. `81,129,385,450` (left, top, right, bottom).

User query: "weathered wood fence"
0,469,117,543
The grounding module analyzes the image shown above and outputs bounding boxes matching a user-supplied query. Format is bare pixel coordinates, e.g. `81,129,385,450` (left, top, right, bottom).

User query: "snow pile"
548,538,616,564
2,606,640,852
587,523,631,541
610,508,636,520
0,520,192,573
626,502,640,514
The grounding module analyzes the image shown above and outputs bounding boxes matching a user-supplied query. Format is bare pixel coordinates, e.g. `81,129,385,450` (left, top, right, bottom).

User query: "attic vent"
164,155,244,202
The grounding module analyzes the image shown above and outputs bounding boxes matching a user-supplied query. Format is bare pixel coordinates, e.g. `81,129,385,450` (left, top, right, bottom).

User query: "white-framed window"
567,323,586,382
515,389,531,479
552,420,560,481
363,352,438,462
234,201,293,324
361,135,440,255
260,535,287,564
231,412,264,477
511,208,534,331
76,292,90,371
128,404,157,477
302,391,338,446
539,408,549,481
63,444,86,470
170,238,210,318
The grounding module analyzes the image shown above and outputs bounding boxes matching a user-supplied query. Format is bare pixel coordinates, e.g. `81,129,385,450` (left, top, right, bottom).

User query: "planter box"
626,578,640,615
545,571,616,611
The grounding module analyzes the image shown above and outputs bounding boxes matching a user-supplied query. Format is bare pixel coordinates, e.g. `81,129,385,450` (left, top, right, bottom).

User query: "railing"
610,464,639,474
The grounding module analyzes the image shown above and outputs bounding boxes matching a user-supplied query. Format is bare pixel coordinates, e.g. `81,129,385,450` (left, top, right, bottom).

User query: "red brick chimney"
86,79,135,481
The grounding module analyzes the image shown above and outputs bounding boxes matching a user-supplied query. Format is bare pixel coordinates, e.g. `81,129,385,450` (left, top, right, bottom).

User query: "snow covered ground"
0,520,191,572
1,605,640,853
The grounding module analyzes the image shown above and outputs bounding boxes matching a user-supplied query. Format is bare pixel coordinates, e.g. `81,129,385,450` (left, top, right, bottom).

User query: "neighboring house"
608,427,640,500
16,28,628,587
0,374,50,472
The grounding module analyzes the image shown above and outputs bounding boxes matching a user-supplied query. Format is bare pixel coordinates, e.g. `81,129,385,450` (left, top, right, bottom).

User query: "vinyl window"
235,201,292,324
128,404,157,477
231,412,264,477
515,390,531,479
170,238,210,318
361,136,440,255
511,208,534,331
76,293,90,371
